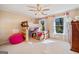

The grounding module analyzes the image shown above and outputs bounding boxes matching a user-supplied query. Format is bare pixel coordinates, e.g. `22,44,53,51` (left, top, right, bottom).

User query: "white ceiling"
0,4,79,18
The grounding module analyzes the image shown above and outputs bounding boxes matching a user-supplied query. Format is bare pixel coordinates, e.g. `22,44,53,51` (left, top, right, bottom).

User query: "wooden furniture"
71,20,79,52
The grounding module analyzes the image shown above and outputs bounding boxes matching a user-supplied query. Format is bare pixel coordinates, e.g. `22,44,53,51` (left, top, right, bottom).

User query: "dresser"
71,20,79,52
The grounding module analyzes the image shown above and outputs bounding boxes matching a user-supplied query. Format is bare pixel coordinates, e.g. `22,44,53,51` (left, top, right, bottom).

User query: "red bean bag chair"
9,33,24,44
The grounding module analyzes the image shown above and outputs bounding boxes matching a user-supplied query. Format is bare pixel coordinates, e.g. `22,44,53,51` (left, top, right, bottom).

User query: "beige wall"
33,8,79,42
46,8,79,42
35,8,79,42
0,10,32,44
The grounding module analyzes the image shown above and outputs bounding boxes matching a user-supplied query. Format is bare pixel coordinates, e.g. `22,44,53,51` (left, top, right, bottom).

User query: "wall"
34,8,79,42
46,8,79,42
0,10,32,45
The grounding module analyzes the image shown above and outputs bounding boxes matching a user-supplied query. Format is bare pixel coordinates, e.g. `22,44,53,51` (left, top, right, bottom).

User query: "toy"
32,33,37,39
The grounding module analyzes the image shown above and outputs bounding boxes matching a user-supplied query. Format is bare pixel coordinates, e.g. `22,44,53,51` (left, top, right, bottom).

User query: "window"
54,17,64,34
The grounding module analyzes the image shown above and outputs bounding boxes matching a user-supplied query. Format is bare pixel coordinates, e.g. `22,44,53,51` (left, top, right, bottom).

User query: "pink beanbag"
9,33,24,44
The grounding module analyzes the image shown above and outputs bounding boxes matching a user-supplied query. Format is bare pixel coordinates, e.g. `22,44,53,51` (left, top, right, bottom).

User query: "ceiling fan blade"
29,10,34,11
35,13,38,15
41,12,47,15
28,9,37,11
42,9,50,11
26,6,36,8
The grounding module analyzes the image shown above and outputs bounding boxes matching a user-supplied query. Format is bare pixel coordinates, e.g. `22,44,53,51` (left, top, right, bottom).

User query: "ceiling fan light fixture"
27,4,50,17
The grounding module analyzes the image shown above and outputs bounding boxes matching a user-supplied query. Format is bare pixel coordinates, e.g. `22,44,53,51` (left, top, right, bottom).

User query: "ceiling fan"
27,4,50,16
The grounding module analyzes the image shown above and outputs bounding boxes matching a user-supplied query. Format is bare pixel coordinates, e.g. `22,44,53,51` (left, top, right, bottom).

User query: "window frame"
53,16,66,35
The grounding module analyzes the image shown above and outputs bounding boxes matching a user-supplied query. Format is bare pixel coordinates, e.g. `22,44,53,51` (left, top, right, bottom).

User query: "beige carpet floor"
0,39,78,54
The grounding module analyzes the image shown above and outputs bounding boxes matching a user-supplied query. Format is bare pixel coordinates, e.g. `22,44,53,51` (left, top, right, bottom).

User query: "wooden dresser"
71,20,79,52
